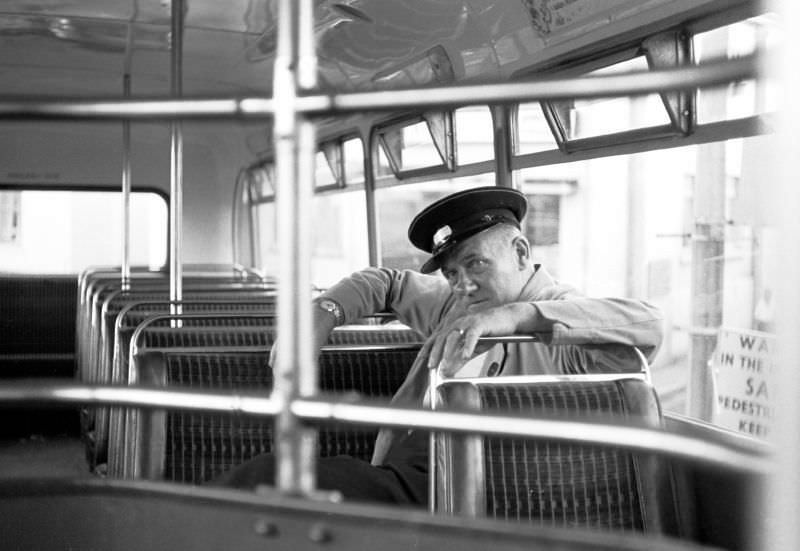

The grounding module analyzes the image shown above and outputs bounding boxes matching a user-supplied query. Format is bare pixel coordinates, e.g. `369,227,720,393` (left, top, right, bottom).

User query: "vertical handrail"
231,168,246,267
490,104,515,189
169,0,185,317
120,6,136,293
364,133,380,267
273,0,318,496
121,73,132,293
428,365,440,514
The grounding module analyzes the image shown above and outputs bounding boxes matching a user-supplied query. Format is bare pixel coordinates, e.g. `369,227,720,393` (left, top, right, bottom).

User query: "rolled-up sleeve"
533,297,664,361
322,267,454,337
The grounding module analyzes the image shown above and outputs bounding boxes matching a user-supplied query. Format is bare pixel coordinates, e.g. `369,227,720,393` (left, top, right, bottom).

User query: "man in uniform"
214,186,663,505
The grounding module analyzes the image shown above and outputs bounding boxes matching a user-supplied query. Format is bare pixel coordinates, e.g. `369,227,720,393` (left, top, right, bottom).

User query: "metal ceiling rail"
0,379,771,476
0,56,760,120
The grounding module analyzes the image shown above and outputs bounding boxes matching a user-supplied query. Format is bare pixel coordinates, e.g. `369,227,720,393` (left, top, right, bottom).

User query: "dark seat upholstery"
86,304,276,470
435,376,689,538
124,342,421,483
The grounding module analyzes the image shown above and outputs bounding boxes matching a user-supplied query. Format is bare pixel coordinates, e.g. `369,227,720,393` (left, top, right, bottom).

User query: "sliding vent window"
315,151,339,189
694,13,780,124
517,102,559,154
343,137,365,185
377,113,455,177
0,189,166,274
315,137,365,189
545,57,671,144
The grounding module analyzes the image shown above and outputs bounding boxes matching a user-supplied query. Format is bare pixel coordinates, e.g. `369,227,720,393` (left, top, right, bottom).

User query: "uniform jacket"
322,265,664,465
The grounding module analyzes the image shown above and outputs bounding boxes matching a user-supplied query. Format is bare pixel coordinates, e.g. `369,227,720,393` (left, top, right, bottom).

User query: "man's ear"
512,235,531,268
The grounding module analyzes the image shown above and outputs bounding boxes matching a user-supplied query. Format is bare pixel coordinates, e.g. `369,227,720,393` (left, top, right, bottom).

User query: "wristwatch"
316,298,345,326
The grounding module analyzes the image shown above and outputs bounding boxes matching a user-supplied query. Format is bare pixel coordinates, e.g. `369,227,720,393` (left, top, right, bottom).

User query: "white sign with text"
711,328,775,439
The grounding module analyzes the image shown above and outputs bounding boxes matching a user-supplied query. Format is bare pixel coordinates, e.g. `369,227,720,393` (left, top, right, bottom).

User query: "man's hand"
427,302,538,377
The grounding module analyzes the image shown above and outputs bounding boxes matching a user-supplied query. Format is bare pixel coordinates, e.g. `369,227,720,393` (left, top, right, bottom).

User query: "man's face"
439,226,526,312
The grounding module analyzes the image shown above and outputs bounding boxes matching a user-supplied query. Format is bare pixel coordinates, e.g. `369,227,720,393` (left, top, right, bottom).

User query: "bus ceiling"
0,0,763,98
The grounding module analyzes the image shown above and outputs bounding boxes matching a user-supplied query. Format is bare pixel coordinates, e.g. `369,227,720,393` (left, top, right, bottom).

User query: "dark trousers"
210,430,429,506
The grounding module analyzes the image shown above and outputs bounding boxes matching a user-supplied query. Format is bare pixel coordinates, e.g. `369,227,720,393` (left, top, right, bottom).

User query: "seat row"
75,266,691,539
75,266,422,477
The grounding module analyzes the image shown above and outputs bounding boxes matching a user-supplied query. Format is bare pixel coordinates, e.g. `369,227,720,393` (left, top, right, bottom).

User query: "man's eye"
468,259,487,270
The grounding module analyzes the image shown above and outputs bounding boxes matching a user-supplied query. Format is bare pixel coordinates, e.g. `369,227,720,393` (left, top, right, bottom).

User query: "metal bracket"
642,30,694,135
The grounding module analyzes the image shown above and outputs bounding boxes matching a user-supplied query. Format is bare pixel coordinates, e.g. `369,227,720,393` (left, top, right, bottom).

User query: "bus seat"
101,317,419,472
86,303,276,471
435,376,692,538
124,341,420,482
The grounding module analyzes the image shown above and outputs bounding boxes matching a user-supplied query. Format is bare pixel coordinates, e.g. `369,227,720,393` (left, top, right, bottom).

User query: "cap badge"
432,224,452,251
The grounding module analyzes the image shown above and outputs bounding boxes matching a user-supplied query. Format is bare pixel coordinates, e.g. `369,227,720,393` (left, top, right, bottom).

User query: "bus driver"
213,186,664,506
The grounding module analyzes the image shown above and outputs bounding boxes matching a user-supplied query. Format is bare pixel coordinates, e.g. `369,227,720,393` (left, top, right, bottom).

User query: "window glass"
559,57,670,140
694,14,780,123
256,189,369,289
343,137,365,185
310,190,369,288
377,174,494,271
0,189,166,274
455,106,494,164
315,151,338,188
516,132,776,436
516,102,558,154
378,120,444,174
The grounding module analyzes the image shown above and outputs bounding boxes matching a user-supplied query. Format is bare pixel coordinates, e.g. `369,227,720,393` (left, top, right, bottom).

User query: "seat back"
436,376,686,537
126,341,422,483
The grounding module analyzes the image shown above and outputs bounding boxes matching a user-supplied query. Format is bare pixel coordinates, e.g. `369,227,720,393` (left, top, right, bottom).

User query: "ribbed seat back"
163,352,273,483
437,377,682,536
119,299,276,330
88,306,275,471
480,382,642,529
131,343,421,483
142,327,275,348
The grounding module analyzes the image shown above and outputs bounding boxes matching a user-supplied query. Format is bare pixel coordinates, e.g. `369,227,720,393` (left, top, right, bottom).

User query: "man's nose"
452,272,477,295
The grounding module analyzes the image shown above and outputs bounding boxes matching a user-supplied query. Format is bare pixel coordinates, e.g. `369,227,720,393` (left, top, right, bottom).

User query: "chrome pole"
120,9,135,293
273,0,317,496
121,73,132,292
490,104,514,188
0,380,770,476
0,57,760,120
364,136,380,267
169,0,184,316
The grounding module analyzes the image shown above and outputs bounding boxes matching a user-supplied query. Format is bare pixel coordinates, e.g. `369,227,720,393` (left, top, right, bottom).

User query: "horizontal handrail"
0,56,761,120
0,380,771,476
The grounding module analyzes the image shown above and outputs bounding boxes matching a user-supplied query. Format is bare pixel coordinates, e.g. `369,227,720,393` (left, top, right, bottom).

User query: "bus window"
552,57,671,141
516,131,775,422
454,106,494,164
343,137,365,185
516,102,558,154
377,118,449,175
310,190,369,287
315,151,339,188
0,189,166,274
256,190,369,288
694,13,781,124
